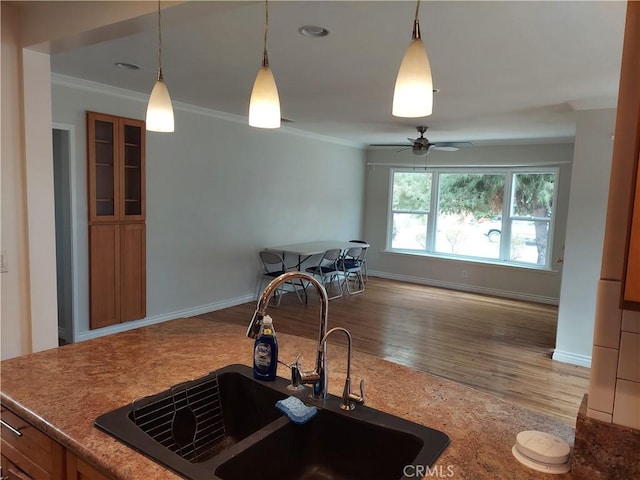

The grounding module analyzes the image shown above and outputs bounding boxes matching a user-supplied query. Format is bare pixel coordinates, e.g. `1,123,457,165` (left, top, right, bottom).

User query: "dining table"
264,240,369,302
265,240,369,271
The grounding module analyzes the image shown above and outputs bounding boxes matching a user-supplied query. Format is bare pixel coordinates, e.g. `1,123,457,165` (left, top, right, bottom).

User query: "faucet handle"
340,377,366,410
278,354,307,391
348,378,366,405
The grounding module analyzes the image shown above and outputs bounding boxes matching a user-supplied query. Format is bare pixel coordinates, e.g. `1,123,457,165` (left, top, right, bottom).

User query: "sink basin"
95,364,449,480
215,408,428,480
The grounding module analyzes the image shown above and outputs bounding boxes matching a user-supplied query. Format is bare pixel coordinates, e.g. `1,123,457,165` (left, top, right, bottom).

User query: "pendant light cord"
262,0,269,67
157,0,163,80
412,0,421,40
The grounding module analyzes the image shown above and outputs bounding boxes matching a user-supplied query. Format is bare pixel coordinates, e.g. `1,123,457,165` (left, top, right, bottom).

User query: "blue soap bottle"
253,315,278,381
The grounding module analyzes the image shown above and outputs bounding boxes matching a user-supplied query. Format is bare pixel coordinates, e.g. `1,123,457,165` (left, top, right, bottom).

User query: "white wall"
363,143,574,304
1,4,59,360
1,4,31,359
554,109,616,367
51,76,365,341
22,49,59,353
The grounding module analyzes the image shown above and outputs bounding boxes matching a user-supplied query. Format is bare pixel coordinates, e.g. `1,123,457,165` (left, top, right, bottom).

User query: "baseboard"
368,270,559,305
552,350,592,368
74,293,256,343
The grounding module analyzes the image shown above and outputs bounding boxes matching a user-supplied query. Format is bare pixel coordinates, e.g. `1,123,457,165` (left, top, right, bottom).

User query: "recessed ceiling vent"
298,25,331,38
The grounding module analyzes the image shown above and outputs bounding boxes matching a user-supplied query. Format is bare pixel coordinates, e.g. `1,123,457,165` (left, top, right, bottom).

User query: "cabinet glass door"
122,122,143,217
89,114,119,221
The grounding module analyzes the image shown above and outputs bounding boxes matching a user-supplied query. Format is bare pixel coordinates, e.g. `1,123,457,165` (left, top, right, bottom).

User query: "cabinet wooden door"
120,223,146,322
0,407,65,480
624,151,640,304
89,225,119,330
89,224,146,329
65,451,112,480
2,455,34,480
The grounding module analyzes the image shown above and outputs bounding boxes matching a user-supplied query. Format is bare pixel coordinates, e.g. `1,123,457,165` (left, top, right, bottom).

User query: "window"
388,168,557,268
390,171,432,250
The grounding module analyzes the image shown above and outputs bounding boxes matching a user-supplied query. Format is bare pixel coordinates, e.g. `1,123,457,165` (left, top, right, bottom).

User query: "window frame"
387,166,560,269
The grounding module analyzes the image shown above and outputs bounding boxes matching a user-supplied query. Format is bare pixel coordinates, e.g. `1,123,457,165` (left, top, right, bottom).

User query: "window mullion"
426,171,439,252
500,172,513,261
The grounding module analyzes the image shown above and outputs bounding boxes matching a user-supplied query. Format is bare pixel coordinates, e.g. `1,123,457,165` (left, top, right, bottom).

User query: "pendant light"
392,0,433,118
146,0,175,132
249,0,281,129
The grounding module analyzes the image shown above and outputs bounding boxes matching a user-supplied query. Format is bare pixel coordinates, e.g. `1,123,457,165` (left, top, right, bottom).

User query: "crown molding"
51,73,364,149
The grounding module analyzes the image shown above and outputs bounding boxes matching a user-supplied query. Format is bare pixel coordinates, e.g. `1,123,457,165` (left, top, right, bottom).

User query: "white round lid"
514,430,571,466
512,445,571,474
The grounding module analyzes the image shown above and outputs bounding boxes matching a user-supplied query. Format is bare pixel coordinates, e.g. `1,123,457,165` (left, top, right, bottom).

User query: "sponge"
275,396,318,424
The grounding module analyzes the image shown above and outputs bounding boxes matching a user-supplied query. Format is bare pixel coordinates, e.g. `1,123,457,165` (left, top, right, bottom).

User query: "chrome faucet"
319,327,366,410
247,272,330,400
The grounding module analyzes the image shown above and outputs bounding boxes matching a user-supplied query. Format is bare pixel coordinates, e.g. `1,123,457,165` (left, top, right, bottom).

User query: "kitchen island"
1,318,575,479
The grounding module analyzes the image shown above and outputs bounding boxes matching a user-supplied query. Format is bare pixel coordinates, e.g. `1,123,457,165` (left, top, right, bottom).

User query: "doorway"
52,126,74,344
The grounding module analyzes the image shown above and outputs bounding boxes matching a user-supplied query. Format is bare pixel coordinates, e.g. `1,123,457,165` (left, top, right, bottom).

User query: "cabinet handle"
0,419,23,437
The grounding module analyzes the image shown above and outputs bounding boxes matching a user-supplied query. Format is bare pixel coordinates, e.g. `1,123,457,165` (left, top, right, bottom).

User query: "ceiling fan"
373,126,473,156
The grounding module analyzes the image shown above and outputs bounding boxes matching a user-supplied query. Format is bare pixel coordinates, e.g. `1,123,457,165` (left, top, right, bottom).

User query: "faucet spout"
248,271,330,399
319,327,366,410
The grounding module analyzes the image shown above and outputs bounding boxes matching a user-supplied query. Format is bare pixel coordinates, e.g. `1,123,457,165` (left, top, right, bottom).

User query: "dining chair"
338,247,366,295
259,251,303,306
304,248,343,300
349,240,369,281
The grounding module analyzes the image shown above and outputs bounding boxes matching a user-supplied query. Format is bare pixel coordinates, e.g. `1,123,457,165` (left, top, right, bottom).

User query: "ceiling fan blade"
431,142,473,151
431,146,459,152
370,144,412,147
407,137,417,143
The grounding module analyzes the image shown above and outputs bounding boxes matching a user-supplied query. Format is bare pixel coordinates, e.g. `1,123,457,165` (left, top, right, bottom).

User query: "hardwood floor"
195,277,590,427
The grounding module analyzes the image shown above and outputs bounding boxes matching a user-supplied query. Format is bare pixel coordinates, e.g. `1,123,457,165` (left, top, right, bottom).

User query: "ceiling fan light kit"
249,0,281,129
146,0,175,133
392,0,433,118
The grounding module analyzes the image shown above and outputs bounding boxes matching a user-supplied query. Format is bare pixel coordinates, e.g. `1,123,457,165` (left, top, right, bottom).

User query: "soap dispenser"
253,315,278,381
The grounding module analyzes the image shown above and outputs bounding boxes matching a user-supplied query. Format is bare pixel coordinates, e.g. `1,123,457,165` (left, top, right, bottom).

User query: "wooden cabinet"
87,112,146,329
1,407,112,480
0,407,65,479
2,455,34,480
624,152,640,306
87,112,145,223
89,224,147,328
65,452,111,480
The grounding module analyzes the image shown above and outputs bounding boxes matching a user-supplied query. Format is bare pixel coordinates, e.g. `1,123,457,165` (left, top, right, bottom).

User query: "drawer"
0,407,64,480
2,454,34,479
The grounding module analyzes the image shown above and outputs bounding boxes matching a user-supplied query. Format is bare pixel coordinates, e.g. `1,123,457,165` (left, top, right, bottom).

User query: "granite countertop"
0,318,575,479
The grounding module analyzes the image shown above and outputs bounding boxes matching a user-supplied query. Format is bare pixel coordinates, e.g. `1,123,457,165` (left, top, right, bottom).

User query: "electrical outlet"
461,269,468,279
0,250,7,273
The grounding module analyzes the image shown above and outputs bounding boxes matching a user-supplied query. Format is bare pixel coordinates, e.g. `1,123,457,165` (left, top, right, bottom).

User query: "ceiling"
48,1,627,147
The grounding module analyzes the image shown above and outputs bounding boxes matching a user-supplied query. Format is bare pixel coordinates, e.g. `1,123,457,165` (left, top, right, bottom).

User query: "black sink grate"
131,373,228,463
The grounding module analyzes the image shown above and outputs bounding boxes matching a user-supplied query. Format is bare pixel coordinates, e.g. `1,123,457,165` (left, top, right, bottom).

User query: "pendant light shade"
147,72,175,132
392,1,433,118
249,0,281,129
249,65,281,128
146,0,175,132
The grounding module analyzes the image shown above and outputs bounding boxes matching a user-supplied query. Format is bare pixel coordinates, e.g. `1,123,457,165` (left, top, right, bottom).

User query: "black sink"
95,364,450,480
215,408,429,480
